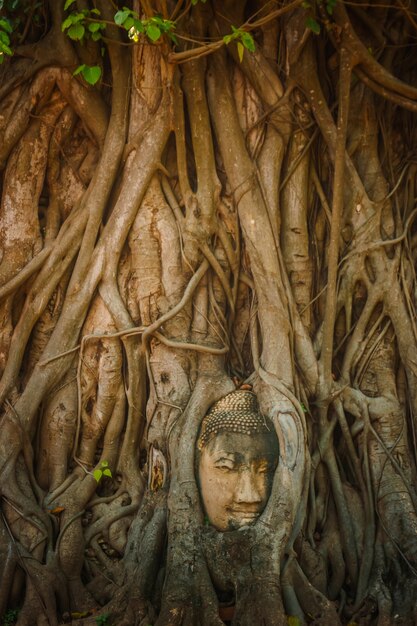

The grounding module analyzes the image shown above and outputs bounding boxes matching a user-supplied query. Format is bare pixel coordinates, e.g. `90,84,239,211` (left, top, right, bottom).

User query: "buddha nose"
235,468,262,504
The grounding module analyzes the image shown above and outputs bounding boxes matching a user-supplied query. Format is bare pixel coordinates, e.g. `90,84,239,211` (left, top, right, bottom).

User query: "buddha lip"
228,509,260,517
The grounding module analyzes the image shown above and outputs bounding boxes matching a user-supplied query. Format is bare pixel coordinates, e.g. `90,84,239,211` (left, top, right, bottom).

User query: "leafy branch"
114,7,177,44
0,17,13,64
62,3,104,42
303,0,338,34
223,26,255,62
93,460,113,484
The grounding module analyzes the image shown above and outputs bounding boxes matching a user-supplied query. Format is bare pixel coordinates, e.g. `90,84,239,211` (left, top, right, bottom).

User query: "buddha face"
198,430,278,531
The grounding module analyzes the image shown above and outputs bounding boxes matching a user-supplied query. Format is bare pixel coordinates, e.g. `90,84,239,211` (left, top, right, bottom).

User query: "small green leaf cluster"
114,7,177,44
325,0,337,15
62,1,104,42
2,609,18,626
95,614,110,626
73,64,101,86
93,460,113,483
0,0,19,8
306,15,320,34
62,1,105,85
223,26,255,62
303,0,338,35
0,17,13,63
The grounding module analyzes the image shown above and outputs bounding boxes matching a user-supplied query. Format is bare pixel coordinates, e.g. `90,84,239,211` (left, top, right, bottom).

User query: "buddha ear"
272,412,300,471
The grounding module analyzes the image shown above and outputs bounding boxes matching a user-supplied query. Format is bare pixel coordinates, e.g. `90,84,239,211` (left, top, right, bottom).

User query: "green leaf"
0,18,13,33
93,469,102,482
61,15,73,31
133,19,144,33
64,11,85,25
82,65,101,85
88,22,101,33
146,23,161,42
91,8,101,15
123,16,134,30
168,31,178,45
223,34,233,45
114,9,130,25
326,0,337,14
237,41,244,62
0,40,12,55
287,617,302,626
64,0,76,10
103,468,112,477
241,32,255,52
101,460,109,467
301,1,311,7
73,63,86,75
91,31,101,41
0,30,10,45
306,16,320,34
67,23,85,40
158,18,175,33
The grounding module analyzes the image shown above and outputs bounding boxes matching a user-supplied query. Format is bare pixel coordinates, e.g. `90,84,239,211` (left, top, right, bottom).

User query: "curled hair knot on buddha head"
197,389,273,451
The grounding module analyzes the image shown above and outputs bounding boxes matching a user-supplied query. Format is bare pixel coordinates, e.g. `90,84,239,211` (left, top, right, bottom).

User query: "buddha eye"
214,459,236,472
256,462,270,474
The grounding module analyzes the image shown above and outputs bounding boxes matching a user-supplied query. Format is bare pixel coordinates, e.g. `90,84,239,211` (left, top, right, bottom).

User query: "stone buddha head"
196,390,279,532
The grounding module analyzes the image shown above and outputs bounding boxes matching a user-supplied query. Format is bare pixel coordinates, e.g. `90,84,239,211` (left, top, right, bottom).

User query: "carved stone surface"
196,390,279,531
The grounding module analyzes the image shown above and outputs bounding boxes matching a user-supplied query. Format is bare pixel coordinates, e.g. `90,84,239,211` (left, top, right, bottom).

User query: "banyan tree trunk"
1,1,417,625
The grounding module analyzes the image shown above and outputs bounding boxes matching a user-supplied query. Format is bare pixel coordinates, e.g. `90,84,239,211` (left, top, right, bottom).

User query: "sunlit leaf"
128,26,139,42
241,32,255,52
61,15,73,31
64,0,76,10
0,40,12,55
133,19,144,33
0,30,10,45
93,469,102,482
81,65,101,85
88,22,101,33
67,23,85,40
73,63,86,75
123,16,134,30
114,9,130,26
0,18,13,33
237,41,244,62
103,468,112,477
146,23,161,42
